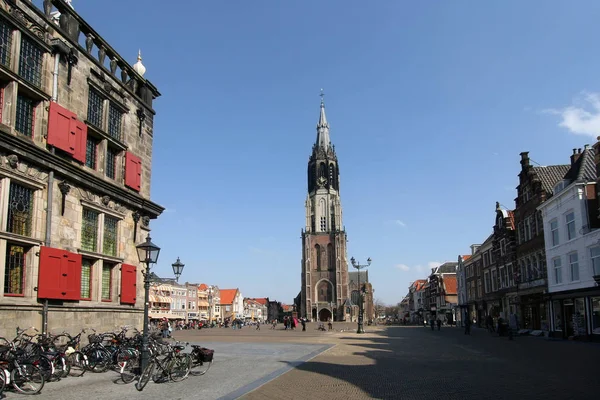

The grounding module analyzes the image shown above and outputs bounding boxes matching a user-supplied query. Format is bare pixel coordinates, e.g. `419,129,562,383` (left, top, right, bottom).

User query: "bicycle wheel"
117,351,139,384
0,368,6,395
169,353,191,382
11,363,45,395
66,351,87,377
135,361,155,392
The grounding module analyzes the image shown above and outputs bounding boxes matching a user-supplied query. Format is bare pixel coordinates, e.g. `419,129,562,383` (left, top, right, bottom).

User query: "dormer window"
554,180,569,194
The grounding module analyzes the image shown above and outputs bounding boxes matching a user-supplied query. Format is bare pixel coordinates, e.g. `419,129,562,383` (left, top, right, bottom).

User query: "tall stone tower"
300,95,349,322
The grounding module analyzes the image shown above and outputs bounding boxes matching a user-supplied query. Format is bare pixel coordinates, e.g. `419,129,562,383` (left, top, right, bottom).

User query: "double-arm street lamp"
135,235,185,388
350,256,372,334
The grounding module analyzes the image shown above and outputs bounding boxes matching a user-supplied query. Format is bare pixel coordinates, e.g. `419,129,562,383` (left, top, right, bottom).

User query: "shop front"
549,289,600,341
518,280,548,331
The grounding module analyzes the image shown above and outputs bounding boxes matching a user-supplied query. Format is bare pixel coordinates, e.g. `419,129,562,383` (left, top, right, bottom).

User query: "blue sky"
46,0,600,305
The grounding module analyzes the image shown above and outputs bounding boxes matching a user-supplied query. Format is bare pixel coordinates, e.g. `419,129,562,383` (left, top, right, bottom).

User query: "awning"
149,295,172,303
198,300,209,307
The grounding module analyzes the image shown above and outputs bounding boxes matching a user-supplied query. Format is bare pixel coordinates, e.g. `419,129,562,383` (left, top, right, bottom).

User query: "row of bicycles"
0,326,215,395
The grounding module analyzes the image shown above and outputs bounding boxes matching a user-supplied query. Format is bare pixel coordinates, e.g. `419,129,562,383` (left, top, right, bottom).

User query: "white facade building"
538,146,600,339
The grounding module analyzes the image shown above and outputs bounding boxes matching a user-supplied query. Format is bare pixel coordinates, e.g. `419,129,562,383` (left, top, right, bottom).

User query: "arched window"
318,281,332,302
315,244,321,270
329,163,335,186
327,243,334,269
351,290,360,305
319,162,326,178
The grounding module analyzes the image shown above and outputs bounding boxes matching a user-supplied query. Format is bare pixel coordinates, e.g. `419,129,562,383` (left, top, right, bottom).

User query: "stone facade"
300,98,351,322
0,0,163,338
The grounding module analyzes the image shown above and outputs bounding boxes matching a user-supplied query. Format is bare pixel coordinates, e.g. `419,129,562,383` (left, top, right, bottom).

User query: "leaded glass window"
81,209,98,252
81,259,92,299
87,88,104,128
0,18,13,68
6,182,34,237
103,216,118,256
15,94,35,137
4,244,24,295
108,103,122,141
101,264,112,300
18,36,43,87
105,147,116,179
85,136,98,169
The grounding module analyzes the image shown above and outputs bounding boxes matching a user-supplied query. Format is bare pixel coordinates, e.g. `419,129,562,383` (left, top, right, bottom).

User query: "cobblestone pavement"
3,324,598,399
241,324,600,400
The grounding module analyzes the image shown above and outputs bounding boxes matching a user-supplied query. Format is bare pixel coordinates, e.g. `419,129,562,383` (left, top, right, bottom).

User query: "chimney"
571,148,583,165
520,152,530,170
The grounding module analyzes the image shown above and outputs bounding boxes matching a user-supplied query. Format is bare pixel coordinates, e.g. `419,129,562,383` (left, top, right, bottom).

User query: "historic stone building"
0,0,163,337
514,152,569,331
300,96,350,322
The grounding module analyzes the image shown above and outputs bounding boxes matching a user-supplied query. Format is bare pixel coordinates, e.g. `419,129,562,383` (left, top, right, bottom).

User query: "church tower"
300,94,349,322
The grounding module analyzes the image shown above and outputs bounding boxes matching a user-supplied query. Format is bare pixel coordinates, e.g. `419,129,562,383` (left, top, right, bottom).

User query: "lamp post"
135,235,185,388
208,286,213,326
350,256,372,334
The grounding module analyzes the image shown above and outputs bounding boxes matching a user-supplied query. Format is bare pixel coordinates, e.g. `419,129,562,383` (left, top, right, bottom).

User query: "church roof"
315,95,331,150
348,271,369,285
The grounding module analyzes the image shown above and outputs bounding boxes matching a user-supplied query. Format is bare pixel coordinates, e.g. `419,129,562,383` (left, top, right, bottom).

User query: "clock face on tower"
317,176,327,187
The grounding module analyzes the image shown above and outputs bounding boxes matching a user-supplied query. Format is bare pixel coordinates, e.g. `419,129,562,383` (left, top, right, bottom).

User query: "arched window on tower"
329,163,335,187
319,199,327,231
330,204,336,231
319,162,326,178
327,243,334,270
315,244,321,270
318,281,333,302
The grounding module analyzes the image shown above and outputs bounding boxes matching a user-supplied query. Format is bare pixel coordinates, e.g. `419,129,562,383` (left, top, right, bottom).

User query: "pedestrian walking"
464,317,471,335
436,318,441,331
301,318,306,331
256,321,261,330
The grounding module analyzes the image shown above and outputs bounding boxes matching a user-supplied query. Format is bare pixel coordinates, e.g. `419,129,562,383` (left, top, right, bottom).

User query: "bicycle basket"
88,334,102,344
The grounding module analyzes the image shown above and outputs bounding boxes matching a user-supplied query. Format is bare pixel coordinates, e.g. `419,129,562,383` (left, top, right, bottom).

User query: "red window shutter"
120,264,137,304
63,251,82,301
135,158,142,191
125,152,142,192
38,246,82,301
72,120,88,164
38,246,64,299
47,102,77,155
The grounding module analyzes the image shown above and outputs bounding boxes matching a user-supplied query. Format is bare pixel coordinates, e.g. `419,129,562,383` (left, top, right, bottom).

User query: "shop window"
591,297,600,335
553,300,563,331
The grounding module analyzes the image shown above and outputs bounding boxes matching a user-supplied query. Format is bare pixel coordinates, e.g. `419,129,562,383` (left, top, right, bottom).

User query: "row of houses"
400,262,458,325
455,143,600,340
147,274,284,324
403,143,600,340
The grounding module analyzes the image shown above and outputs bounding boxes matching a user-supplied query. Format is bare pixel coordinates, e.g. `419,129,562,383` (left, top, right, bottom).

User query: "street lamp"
350,256,372,334
172,257,184,281
135,235,185,391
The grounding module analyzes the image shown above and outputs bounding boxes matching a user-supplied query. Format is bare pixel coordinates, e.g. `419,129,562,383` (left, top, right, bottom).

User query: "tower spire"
316,89,331,149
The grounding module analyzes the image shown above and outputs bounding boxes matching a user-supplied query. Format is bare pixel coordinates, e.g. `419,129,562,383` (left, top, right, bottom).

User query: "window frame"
565,211,576,241
550,219,559,246
18,35,44,88
3,242,27,297
80,258,93,301
105,146,118,180
102,215,118,257
101,262,114,302
553,257,562,285
568,252,579,282
14,93,36,138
